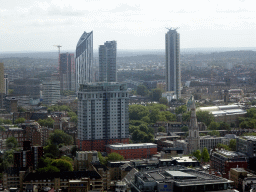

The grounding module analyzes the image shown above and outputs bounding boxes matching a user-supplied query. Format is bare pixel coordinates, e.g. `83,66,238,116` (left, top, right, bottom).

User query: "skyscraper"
0,63,4,108
77,82,129,151
59,53,75,92
165,28,181,99
75,31,93,92
99,41,117,82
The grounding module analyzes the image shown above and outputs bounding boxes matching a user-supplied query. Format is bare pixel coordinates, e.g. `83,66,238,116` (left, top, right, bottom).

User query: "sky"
0,0,255,52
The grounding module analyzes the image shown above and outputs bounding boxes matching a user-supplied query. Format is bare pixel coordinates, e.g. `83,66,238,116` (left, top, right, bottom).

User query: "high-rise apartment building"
59,53,75,92
76,31,93,92
77,82,129,151
165,28,181,99
42,80,60,105
99,41,117,82
0,63,4,108
4,74,8,95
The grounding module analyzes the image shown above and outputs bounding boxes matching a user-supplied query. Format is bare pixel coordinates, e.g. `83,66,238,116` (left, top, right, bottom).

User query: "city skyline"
0,0,256,52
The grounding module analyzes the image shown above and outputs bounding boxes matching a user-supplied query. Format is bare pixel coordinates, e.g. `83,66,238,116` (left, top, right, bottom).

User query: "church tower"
187,95,200,153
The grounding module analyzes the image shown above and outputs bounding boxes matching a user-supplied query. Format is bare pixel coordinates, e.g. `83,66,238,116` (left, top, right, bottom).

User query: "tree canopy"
38,117,54,128
14,117,26,124
136,85,148,96
193,150,201,161
49,129,74,146
150,88,162,101
201,147,210,162
196,111,215,126
175,105,187,114
6,137,18,149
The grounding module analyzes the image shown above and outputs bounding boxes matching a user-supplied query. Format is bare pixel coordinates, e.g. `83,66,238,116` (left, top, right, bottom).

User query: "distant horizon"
1,46,256,54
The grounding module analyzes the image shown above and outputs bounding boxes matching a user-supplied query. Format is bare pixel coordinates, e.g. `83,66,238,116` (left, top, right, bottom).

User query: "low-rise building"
106,143,157,159
133,167,233,191
74,151,99,171
200,136,229,151
230,168,248,189
210,150,248,179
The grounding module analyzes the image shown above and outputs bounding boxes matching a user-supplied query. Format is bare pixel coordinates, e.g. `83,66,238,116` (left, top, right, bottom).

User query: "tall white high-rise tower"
165,28,181,99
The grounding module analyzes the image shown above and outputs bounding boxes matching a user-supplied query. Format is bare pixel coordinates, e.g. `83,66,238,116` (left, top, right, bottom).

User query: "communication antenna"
53,45,62,71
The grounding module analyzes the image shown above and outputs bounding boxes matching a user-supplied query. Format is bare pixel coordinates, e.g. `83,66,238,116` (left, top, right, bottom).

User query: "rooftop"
107,143,157,149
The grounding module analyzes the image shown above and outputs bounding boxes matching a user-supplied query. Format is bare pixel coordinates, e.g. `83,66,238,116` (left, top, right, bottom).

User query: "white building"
165,28,181,99
77,82,129,151
200,136,229,151
42,81,60,105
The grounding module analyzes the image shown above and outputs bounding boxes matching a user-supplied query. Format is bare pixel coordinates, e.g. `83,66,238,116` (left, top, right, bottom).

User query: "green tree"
182,112,191,122
3,119,12,124
37,165,60,173
161,111,176,121
98,152,107,165
141,116,151,124
61,156,73,163
217,143,230,150
107,152,125,161
70,116,78,124
6,137,18,149
138,124,149,133
150,88,162,101
0,126,5,132
208,130,220,137
67,112,76,117
158,126,165,132
51,159,73,171
181,126,189,132
159,97,168,105
193,150,201,161
246,108,256,118
218,122,231,131
38,117,55,128
143,133,154,143
175,105,187,114
229,139,236,151
49,129,74,146
136,85,148,96
149,109,160,123
129,105,149,120
196,111,215,126
132,130,147,143
208,122,219,130
18,106,26,112
44,144,60,158
201,147,210,162
14,117,26,124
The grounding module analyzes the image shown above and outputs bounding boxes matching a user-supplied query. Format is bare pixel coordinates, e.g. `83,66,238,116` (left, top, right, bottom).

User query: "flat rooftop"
107,143,157,149
166,171,197,179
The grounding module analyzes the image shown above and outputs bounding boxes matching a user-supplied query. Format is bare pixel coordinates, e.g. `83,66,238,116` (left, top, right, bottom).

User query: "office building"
99,41,117,82
200,136,229,151
165,28,181,99
133,166,233,191
77,82,129,151
42,80,60,105
0,63,4,108
59,53,75,92
75,31,93,92
237,136,256,157
210,150,247,179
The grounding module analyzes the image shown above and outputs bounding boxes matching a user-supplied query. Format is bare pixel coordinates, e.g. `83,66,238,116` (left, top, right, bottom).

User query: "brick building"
106,143,157,159
210,150,248,179
14,141,43,170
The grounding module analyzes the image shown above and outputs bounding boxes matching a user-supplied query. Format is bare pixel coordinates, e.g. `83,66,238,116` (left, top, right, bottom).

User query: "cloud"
109,3,141,13
47,6,87,16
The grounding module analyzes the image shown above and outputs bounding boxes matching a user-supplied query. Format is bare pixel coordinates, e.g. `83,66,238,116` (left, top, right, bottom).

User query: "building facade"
99,41,117,82
76,31,93,92
77,82,129,151
210,150,247,179
59,53,75,92
0,63,4,109
106,143,157,159
165,28,181,99
42,80,60,105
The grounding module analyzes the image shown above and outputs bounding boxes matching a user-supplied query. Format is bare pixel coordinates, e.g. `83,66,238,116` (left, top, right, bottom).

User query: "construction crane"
53,45,62,55
53,45,62,71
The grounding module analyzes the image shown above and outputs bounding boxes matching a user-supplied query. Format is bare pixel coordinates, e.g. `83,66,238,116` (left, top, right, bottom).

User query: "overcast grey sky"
0,0,255,52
